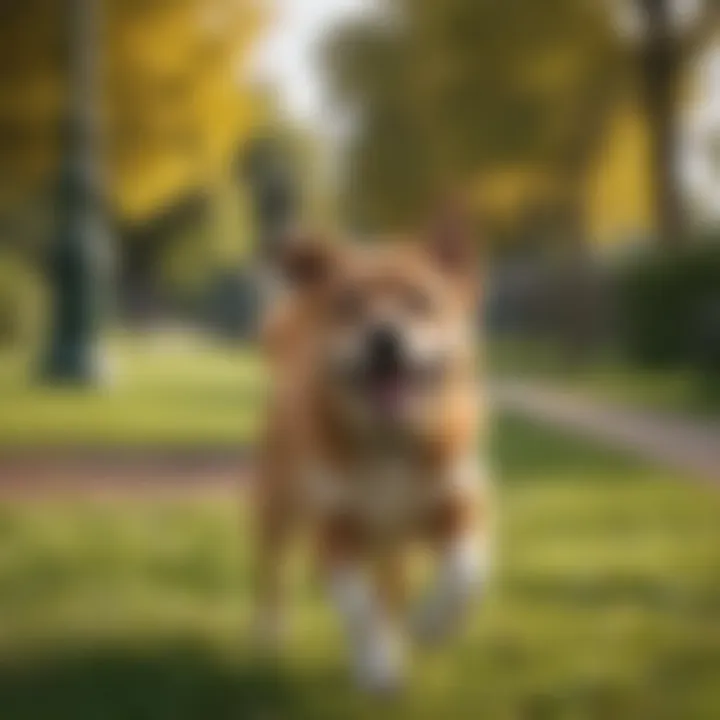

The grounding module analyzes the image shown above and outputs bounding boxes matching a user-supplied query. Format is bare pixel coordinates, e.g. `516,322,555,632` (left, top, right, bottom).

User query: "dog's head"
279,205,480,431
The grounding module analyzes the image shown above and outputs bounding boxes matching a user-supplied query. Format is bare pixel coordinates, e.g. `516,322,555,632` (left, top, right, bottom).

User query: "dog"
253,207,491,693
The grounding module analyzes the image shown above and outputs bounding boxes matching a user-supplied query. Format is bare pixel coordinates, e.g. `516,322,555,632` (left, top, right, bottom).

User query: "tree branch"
681,2,720,60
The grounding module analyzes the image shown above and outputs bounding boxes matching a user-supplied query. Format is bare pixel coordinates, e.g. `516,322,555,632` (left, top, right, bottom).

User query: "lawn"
2,335,714,451
1,416,719,719
489,338,720,418
0,336,264,448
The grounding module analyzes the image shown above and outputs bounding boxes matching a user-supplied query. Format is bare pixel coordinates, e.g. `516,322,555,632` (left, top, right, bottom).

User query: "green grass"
1,416,719,719
0,337,264,447
489,338,720,417
2,334,714,450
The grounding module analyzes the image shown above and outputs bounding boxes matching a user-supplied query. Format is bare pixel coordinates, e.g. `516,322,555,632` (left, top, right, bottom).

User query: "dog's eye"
333,287,364,322
404,287,434,315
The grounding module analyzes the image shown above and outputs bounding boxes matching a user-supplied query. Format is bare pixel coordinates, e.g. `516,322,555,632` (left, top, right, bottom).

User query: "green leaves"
324,0,626,237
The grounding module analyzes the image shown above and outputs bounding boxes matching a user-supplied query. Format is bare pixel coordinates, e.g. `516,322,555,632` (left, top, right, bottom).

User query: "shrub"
616,237,720,370
0,252,45,348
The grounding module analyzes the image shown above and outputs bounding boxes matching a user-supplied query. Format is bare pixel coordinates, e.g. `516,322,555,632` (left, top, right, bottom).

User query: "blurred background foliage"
0,0,338,340
325,0,718,250
0,0,264,221
0,0,717,386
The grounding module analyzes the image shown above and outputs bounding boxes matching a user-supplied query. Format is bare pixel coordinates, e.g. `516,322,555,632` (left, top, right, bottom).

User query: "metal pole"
41,0,112,384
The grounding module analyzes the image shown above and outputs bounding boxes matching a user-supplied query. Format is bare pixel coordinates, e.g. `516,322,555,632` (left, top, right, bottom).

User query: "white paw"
328,566,405,694
412,536,485,647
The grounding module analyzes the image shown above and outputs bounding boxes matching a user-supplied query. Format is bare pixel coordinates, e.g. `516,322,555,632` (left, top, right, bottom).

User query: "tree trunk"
639,0,686,250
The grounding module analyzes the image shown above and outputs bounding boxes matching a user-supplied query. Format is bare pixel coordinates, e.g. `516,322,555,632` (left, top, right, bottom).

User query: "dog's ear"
279,233,335,289
425,193,479,276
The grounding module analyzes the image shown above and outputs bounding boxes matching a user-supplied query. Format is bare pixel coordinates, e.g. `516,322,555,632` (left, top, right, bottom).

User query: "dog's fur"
253,213,491,692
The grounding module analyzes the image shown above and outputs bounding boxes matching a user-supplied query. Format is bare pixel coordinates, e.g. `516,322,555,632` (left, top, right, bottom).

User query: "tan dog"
253,211,491,693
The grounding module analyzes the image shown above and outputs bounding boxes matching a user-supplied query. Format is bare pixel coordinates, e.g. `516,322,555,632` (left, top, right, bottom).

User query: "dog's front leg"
321,517,405,694
252,492,295,653
412,492,488,646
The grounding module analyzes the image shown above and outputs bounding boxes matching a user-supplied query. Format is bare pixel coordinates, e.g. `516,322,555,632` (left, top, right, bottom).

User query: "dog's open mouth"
366,369,409,414
361,361,445,416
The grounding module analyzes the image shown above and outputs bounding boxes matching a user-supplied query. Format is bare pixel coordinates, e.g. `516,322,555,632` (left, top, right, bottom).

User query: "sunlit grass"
0,416,719,718
0,336,264,447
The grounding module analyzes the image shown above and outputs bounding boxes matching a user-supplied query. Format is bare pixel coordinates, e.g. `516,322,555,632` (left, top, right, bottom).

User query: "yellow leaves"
471,168,564,224
585,101,654,244
469,99,660,247
0,0,268,224
473,102,654,245
108,0,267,221
113,154,198,222
520,47,587,97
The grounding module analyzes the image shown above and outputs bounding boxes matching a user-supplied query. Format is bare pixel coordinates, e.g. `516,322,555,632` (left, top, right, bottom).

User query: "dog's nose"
367,325,402,372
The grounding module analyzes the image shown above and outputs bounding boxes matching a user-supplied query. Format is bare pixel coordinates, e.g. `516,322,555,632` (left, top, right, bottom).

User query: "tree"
0,0,266,378
324,0,626,242
324,21,436,230
627,0,719,248
0,0,265,225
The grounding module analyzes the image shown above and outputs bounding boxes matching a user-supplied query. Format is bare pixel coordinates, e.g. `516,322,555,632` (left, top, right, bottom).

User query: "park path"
0,451,249,499
492,379,720,484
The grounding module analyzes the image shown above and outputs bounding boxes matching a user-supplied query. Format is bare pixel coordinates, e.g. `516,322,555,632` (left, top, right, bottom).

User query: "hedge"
616,238,720,372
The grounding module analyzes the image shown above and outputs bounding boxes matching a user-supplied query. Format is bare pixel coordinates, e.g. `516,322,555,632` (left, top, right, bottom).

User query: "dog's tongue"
369,375,406,415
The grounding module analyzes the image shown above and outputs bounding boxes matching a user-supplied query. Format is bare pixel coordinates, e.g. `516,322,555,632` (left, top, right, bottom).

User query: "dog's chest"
355,457,420,525
305,453,440,535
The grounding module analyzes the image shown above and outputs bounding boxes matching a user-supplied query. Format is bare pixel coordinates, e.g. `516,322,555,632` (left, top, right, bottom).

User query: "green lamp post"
41,0,112,384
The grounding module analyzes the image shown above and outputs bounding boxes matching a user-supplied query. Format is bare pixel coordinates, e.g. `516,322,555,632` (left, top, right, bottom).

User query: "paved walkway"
493,380,720,484
0,451,248,499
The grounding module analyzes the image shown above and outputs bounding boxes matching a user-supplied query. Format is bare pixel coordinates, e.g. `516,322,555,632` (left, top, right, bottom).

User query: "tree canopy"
324,0,718,246
325,0,624,236
0,0,265,223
